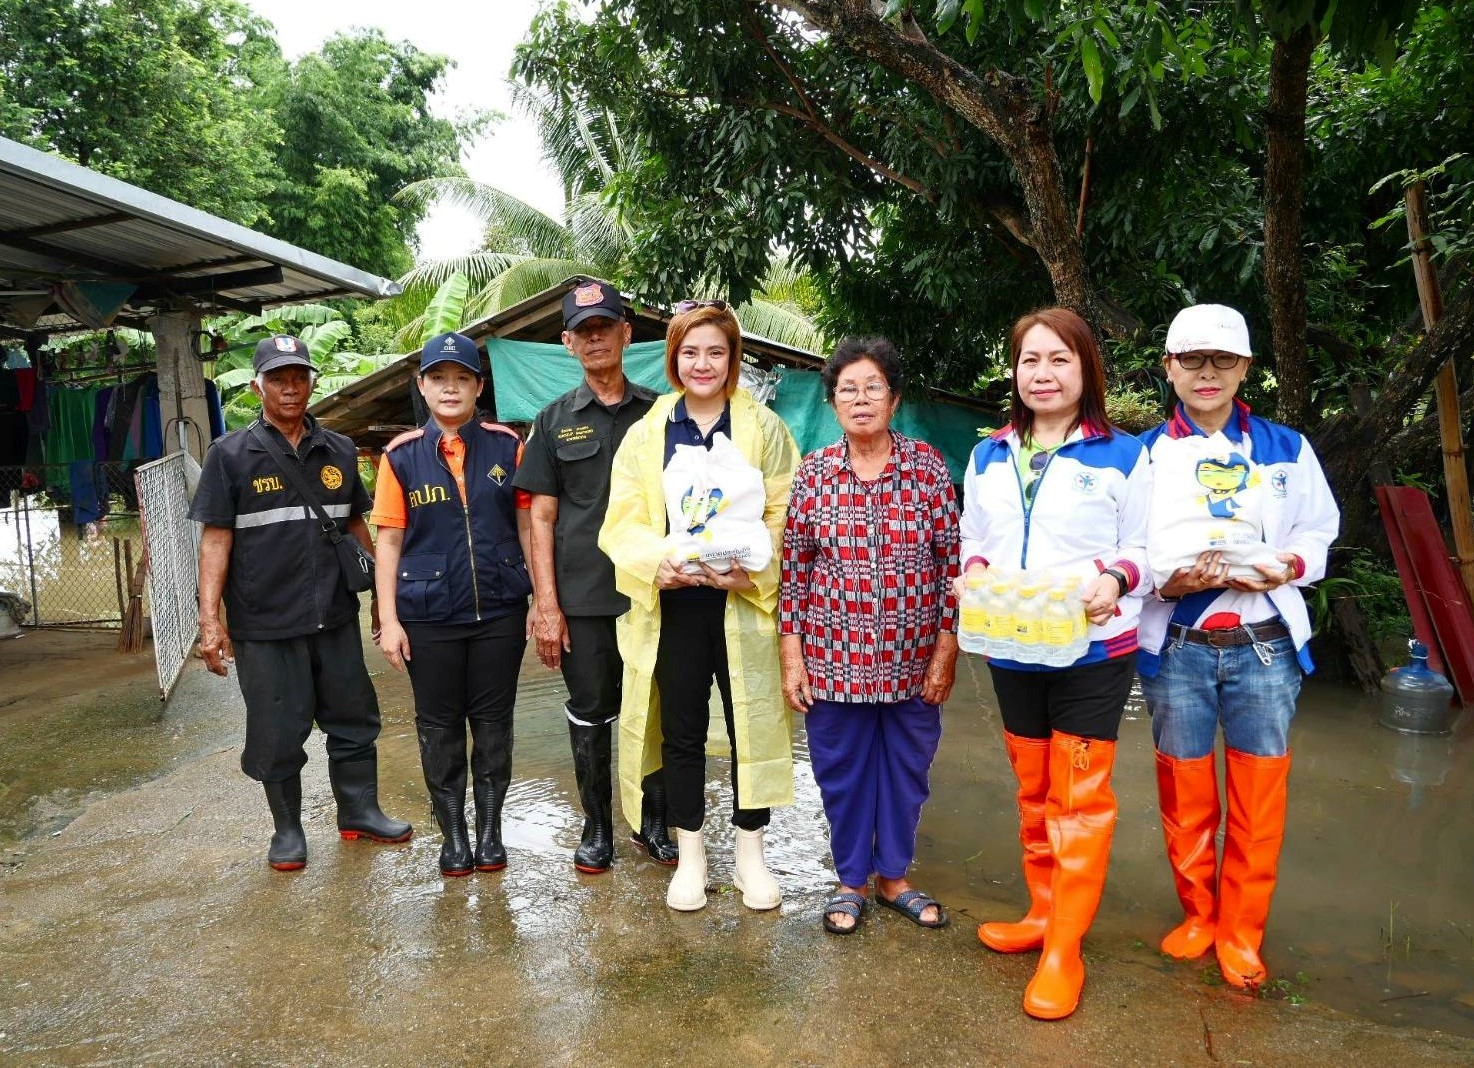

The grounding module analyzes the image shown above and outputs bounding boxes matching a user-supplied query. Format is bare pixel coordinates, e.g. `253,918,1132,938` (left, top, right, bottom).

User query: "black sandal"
877,888,949,928
822,890,868,935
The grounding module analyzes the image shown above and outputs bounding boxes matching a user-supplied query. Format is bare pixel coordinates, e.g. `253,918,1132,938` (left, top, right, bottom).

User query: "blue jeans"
1140,635,1301,759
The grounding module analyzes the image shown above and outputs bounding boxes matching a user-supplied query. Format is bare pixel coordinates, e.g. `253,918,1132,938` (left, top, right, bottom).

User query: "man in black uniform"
513,279,675,872
191,334,412,871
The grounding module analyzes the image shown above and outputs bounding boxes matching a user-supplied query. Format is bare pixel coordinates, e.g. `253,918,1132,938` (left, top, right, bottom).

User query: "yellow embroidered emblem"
319,465,344,490
488,463,507,485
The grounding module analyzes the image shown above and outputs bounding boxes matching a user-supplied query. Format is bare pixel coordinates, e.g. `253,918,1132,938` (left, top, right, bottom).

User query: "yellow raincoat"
599,389,799,830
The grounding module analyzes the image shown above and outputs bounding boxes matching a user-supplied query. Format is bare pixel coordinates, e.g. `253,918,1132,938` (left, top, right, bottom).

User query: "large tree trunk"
770,0,1130,338
1263,25,1317,429
1315,282,1474,507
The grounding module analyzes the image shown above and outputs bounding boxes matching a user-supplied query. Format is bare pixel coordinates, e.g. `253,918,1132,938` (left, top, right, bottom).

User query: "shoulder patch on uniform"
479,421,521,441
384,427,426,453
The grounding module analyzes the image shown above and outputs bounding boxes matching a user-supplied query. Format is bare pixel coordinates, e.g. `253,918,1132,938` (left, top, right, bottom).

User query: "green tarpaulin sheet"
486,338,992,481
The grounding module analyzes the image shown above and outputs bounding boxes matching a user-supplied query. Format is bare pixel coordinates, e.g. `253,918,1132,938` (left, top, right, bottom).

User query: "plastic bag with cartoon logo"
660,432,771,574
1146,431,1282,585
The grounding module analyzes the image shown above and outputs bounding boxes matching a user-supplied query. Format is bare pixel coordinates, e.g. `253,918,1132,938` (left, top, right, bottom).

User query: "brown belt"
1167,620,1289,648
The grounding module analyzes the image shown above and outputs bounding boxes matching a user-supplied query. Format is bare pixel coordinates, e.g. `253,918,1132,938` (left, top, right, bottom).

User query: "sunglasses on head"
1173,351,1245,371
674,299,729,314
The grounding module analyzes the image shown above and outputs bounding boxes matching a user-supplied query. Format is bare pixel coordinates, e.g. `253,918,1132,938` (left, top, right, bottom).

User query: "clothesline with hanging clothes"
8,372,225,526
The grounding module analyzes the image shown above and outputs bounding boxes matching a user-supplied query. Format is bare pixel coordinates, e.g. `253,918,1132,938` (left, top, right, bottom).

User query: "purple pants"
805,696,943,887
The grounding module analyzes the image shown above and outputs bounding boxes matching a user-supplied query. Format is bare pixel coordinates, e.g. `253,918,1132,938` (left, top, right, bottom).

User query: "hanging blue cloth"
204,378,225,441
69,460,104,526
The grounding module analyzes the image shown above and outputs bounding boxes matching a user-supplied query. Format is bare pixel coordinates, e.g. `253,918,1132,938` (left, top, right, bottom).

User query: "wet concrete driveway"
3,625,1474,1065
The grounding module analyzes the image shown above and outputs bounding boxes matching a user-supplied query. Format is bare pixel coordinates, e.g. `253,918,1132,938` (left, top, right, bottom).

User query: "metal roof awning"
0,136,402,336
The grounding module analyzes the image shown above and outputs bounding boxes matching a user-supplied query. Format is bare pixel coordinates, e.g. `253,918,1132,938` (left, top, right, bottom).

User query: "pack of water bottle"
958,565,1090,666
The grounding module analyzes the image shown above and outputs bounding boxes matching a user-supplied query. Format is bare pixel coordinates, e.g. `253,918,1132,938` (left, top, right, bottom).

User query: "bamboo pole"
1405,181,1474,599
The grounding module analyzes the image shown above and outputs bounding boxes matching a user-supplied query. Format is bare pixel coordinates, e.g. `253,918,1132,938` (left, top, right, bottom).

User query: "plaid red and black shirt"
780,432,960,703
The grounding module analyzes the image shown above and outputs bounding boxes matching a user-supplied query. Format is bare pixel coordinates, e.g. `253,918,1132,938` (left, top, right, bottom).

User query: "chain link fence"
135,454,199,700
0,462,147,628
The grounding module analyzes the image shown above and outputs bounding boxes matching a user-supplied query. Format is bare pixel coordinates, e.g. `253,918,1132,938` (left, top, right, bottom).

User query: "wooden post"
148,308,211,464
1405,181,1474,599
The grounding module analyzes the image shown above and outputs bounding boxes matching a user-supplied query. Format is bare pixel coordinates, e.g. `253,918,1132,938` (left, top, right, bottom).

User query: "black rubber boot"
418,726,473,877
329,756,413,844
263,777,307,872
630,769,678,865
568,720,614,873
470,715,513,872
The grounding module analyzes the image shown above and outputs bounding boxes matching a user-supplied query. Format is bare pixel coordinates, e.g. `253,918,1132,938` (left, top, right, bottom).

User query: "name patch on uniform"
555,425,594,443
252,475,284,494
319,465,344,490
488,463,507,485
408,484,452,509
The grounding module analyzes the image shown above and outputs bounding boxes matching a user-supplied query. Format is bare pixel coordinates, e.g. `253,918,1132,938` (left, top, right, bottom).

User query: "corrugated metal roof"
0,136,402,335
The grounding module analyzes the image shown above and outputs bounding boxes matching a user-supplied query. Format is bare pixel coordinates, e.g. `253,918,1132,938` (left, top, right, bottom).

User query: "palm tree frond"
421,273,472,343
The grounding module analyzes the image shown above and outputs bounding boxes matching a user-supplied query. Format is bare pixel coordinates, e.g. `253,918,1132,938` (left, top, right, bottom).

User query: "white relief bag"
1146,431,1282,586
661,432,771,574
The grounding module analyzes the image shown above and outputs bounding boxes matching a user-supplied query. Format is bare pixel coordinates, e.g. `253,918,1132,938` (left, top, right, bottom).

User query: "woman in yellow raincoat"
598,300,799,912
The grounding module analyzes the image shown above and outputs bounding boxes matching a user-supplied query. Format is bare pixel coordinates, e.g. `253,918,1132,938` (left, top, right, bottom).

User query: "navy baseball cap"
419,331,484,376
252,335,313,374
562,279,625,329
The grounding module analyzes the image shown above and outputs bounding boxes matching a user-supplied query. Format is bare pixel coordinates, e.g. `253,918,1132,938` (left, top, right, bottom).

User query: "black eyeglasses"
1022,450,1050,507
1173,351,1246,371
675,299,729,314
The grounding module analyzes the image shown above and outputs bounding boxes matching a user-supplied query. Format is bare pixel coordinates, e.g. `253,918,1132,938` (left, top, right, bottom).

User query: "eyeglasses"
674,299,729,314
833,381,891,403
1173,351,1246,371
1022,450,1050,507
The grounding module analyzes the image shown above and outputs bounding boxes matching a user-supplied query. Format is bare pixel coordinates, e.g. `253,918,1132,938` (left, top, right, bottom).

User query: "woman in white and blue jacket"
959,307,1152,1021
1138,304,1338,993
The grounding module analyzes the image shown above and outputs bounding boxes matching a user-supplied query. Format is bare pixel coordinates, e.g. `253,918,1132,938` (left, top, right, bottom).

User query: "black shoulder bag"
250,423,376,594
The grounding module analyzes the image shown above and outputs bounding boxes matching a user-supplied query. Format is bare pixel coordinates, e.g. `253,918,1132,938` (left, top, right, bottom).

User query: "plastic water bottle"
983,575,1017,659
958,570,990,655
1041,588,1077,667
1013,582,1045,662
1070,586,1091,661
1379,640,1457,735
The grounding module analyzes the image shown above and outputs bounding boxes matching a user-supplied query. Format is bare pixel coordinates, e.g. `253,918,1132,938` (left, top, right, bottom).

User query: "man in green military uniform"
512,279,674,872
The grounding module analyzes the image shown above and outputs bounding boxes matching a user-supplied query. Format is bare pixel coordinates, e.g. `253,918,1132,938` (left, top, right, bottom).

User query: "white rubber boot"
733,826,782,911
666,827,707,911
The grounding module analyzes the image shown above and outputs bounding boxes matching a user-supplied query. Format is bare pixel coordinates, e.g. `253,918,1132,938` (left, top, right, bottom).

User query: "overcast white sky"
244,0,566,266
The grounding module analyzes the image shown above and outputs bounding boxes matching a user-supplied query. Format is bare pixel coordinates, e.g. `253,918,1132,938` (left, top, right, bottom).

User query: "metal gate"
135,454,199,701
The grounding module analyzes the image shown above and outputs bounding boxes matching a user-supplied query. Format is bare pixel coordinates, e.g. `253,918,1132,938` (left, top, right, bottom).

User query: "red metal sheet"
1375,485,1474,704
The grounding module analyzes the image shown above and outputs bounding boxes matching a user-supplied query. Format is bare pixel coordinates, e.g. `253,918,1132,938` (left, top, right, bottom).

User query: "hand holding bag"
250,424,376,593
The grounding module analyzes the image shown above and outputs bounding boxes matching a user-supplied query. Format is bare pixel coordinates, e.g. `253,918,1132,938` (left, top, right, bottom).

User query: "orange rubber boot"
1023,732,1117,1021
1215,748,1291,990
979,732,1052,953
1155,751,1220,959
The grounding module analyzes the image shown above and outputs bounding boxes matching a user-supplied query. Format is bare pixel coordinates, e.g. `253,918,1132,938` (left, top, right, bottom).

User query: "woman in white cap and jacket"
1138,304,1338,990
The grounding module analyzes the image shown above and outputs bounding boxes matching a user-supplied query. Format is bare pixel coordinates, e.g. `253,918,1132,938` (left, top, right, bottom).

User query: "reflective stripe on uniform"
234,502,354,529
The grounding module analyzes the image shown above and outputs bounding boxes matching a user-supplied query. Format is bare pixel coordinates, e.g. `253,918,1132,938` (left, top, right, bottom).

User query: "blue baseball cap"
419,331,484,376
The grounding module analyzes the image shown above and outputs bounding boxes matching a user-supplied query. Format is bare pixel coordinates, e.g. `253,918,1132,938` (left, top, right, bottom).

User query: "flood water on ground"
3,627,1472,1041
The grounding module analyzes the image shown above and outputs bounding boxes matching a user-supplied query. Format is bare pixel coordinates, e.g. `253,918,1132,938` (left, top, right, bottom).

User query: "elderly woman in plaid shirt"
779,336,961,935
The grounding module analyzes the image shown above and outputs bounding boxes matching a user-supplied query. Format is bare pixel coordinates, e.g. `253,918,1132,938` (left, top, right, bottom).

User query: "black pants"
654,589,769,833
234,620,380,782
988,654,1138,742
560,615,622,726
403,609,528,733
